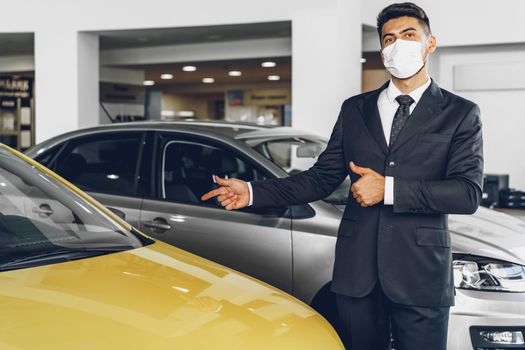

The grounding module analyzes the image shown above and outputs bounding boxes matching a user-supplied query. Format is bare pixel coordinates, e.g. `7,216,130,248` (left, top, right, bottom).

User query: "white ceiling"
97,21,291,50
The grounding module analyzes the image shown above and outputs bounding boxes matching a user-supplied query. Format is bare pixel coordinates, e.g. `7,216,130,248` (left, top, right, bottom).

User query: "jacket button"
388,161,396,168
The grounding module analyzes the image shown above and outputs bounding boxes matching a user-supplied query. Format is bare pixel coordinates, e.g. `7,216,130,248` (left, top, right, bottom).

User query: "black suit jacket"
251,80,483,307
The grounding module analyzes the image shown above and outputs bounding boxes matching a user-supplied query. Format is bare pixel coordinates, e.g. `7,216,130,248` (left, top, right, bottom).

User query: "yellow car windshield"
0,147,147,271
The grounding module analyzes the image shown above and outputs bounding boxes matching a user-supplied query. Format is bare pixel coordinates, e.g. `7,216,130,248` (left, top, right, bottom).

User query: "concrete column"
291,1,362,137
78,32,100,129
34,30,99,143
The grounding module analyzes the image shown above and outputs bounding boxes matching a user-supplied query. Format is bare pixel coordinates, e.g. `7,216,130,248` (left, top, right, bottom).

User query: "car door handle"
143,218,172,232
33,203,54,216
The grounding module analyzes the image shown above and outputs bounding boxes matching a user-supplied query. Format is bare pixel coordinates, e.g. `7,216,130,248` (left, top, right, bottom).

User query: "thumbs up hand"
349,162,385,207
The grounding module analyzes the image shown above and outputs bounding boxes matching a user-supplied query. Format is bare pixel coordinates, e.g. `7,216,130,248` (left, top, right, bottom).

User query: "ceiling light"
143,80,155,86
183,65,197,72
360,58,367,63
202,77,215,83
261,61,277,68
228,71,242,77
160,73,173,80
161,110,176,118
267,75,280,81
176,110,195,117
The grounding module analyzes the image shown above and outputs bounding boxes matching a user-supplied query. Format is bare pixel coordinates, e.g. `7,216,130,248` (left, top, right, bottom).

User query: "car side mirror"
296,143,323,158
107,207,126,220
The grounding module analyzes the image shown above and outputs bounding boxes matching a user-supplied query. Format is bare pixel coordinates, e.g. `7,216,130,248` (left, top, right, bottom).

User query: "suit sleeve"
393,104,483,215
250,106,348,208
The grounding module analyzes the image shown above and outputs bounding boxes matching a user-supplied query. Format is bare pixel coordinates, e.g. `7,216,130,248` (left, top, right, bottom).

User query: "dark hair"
376,2,431,38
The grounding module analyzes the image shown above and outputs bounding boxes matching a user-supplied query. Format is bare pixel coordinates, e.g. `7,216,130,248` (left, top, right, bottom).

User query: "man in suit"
202,3,483,349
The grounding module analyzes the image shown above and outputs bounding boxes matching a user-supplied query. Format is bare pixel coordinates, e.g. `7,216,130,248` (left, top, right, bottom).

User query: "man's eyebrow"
382,27,417,40
400,27,417,34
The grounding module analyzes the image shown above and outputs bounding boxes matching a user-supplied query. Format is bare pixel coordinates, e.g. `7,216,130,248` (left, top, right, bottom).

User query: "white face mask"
382,39,427,79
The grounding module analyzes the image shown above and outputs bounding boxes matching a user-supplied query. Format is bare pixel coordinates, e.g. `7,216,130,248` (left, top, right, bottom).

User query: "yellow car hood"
0,241,342,350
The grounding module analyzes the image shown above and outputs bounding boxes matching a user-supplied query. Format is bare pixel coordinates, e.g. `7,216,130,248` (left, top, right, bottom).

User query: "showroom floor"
495,208,525,221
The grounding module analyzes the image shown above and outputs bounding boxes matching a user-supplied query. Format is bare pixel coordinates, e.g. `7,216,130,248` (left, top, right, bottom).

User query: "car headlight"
453,255,525,292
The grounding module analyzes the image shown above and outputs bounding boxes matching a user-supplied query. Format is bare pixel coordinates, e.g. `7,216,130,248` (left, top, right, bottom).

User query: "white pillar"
78,32,100,129
34,30,99,143
291,1,362,137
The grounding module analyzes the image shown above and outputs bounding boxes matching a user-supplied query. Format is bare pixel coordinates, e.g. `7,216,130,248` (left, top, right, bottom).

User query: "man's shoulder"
439,86,478,110
341,88,381,109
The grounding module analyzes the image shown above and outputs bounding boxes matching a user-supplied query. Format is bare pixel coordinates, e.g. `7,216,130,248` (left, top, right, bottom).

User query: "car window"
0,146,146,271
33,145,62,168
162,140,266,206
54,133,143,197
249,137,350,205
255,138,326,175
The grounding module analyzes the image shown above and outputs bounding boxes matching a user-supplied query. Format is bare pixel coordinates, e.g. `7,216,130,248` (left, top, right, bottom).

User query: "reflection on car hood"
449,207,525,265
0,242,342,350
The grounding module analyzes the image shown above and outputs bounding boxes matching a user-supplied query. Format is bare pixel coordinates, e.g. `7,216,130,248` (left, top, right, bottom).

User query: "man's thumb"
214,175,230,186
349,161,368,176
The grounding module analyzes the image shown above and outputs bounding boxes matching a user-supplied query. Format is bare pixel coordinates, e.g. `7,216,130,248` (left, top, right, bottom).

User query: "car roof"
28,120,324,153
78,120,268,138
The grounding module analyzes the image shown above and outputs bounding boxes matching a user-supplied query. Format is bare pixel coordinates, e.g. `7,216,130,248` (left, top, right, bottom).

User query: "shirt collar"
385,77,432,105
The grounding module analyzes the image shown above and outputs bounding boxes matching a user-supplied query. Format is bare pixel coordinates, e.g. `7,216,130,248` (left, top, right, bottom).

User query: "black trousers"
336,283,449,350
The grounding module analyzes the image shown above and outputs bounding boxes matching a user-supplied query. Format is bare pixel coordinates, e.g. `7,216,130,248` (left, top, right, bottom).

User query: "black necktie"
389,95,415,148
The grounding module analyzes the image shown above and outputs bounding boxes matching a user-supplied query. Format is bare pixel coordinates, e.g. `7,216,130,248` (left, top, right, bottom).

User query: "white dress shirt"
246,77,432,207
379,77,431,205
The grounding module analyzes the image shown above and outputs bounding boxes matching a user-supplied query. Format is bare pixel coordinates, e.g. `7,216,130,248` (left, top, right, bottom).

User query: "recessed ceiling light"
143,80,155,86
177,110,195,117
228,71,242,77
160,73,174,80
360,58,367,63
202,77,215,83
267,75,280,81
161,110,176,118
183,65,197,72
261,61,277,68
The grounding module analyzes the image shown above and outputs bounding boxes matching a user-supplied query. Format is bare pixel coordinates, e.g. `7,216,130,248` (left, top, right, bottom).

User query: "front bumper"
448,289,525,350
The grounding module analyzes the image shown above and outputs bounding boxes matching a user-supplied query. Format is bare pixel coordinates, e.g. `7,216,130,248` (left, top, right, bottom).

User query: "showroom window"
54,133,143,197
162,140,264,206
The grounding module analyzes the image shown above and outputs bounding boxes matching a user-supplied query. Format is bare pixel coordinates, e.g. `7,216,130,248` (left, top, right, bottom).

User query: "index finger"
201,187,228,201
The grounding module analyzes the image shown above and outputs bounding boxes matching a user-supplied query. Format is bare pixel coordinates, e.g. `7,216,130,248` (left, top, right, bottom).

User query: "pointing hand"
200,176,250,210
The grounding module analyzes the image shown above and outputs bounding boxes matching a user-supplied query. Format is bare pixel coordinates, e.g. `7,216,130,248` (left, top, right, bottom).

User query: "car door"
139,132,293,293
36,131,146,228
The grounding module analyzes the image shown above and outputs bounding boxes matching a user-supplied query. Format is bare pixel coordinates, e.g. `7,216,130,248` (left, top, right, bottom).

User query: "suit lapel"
389,80,444,153
359,82,389,156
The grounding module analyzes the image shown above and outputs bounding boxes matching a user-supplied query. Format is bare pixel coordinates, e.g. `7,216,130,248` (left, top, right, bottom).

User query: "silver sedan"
26,121,525,350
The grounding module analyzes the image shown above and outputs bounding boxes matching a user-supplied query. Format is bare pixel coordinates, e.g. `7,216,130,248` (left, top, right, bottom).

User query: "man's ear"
427,35,437,54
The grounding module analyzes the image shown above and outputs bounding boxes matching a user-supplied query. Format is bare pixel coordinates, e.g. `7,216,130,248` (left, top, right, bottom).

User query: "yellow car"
0,144,343,350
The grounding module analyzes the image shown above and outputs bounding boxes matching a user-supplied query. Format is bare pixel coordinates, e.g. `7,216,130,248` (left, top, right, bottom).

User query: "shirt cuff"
247,182,253,206
384,176,394,205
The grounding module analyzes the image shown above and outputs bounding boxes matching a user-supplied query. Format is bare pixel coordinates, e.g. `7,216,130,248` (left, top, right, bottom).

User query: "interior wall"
362,69,389,92
434,44,525,189
161,93,210,119
362,0,525,47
